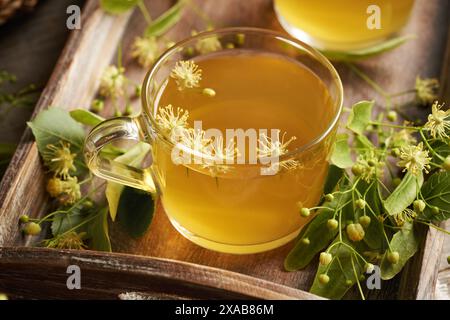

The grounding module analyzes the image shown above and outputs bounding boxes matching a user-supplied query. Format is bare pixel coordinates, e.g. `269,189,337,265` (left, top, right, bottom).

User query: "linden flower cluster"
131,36,159,68
99,65,126,98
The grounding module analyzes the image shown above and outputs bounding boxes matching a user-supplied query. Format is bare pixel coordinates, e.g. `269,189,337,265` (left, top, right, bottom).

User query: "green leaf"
331,133,353,168
117,186,155,238
145,0,186,37
70,109,105,126
87,207,111,252
355,134,374,150
346,101,374,135
419,171,450,221
0,143,16,156
105,142,151,221
321,34,415,61
51,205,88,236
384,172,423,216
27,107,85,151
310,235,365,299
380,222,420,280
100,0,140,14
284,192,349,271
323,165,344,195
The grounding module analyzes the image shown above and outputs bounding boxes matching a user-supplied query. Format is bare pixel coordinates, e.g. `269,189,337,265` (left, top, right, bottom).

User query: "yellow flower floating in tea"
170,60,202,91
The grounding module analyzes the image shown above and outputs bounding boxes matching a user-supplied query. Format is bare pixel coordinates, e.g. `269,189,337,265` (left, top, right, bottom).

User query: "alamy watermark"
66,5,81,30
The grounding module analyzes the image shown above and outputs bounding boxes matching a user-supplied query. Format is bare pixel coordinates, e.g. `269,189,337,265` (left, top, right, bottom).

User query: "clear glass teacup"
84,28,343,254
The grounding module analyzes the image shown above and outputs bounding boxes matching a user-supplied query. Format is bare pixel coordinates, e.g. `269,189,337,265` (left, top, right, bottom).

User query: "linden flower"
201,137,239,177
155,104,190,137
397,142,431,175
391,128,417,148
195,35,222,54
43,141,76,178
99,65,126,98
170,60,202,91
44,231,87,250
257,131,296,159
131,36,159,68
354,150,384,183
46,176,81,205
424,101,450,140
415,76,439,105
393,209,417,227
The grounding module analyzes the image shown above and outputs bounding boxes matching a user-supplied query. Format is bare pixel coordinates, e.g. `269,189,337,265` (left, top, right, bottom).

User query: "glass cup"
84,28,343,254
274,0,415,51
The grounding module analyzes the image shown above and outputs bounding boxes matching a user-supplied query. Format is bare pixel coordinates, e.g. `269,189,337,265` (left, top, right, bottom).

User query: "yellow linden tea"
151,51,336,253
274,0,415,51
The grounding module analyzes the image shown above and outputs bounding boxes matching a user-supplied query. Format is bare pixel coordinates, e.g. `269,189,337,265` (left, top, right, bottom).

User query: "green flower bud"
443,156,450,171
391,148,401,157
185,46,194,56
387,251,400,264
318,274,330,285
355,199,366,209
351,164,364,176
359,215,371,228
447,256,450,265
124,105,133,116
300,207,310,217
345,279,353,286
324,193,334,202
301,238,310,245
225,42,235,49
359,274,365,281
431,206,440,215
83,199,94,209
368,159,377,167
19,215,29,223
346,223,365,242
23,222,41,236
393,177,402,187
202,88,216,97
365,263,375,273
319,252,333,266
413,200,426,213
387,111,397,122
90,99,104,113
114,110,122,117
135,85,142,97
327,219,339,230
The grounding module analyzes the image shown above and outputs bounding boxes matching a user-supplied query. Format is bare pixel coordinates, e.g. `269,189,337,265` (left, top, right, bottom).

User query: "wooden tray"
0,0,449,300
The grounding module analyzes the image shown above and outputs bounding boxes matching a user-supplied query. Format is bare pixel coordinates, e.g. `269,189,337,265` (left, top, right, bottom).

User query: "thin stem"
417,220,450,235
138,0,153,25
351,255,366,300
390,89,416,97
185,0,214,27
370,121,421,130
345,62,389,97
419,129,445,161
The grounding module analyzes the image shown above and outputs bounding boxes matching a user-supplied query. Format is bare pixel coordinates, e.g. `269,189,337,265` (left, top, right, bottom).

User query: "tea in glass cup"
84,28,343,254
274,0,415,51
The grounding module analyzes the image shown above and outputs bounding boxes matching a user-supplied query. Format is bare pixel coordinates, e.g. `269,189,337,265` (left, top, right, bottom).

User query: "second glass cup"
84,28,343,254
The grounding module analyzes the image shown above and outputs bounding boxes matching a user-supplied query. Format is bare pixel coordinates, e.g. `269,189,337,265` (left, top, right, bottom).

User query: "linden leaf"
323,165,344,195
331,133,353,168
346,101,374,135
70,109,105,126
105,142,151,221
321,34,415,61
384,172,423,216
87,207,112,252
100,0,140,14
145,0,186,37
284,192,350,271
51,204,88,236
117,186,156,238
418,171,450,222
380,222,420,280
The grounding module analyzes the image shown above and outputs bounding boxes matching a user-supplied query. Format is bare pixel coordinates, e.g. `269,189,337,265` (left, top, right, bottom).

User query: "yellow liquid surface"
275,0,414,50
153,52,336,253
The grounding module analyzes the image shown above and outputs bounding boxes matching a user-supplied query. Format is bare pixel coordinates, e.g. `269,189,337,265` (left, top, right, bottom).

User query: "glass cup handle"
84,116,156,193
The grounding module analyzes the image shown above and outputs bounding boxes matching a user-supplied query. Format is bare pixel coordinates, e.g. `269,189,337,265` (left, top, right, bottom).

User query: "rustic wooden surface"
0,0,85,144
0,0,449,300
